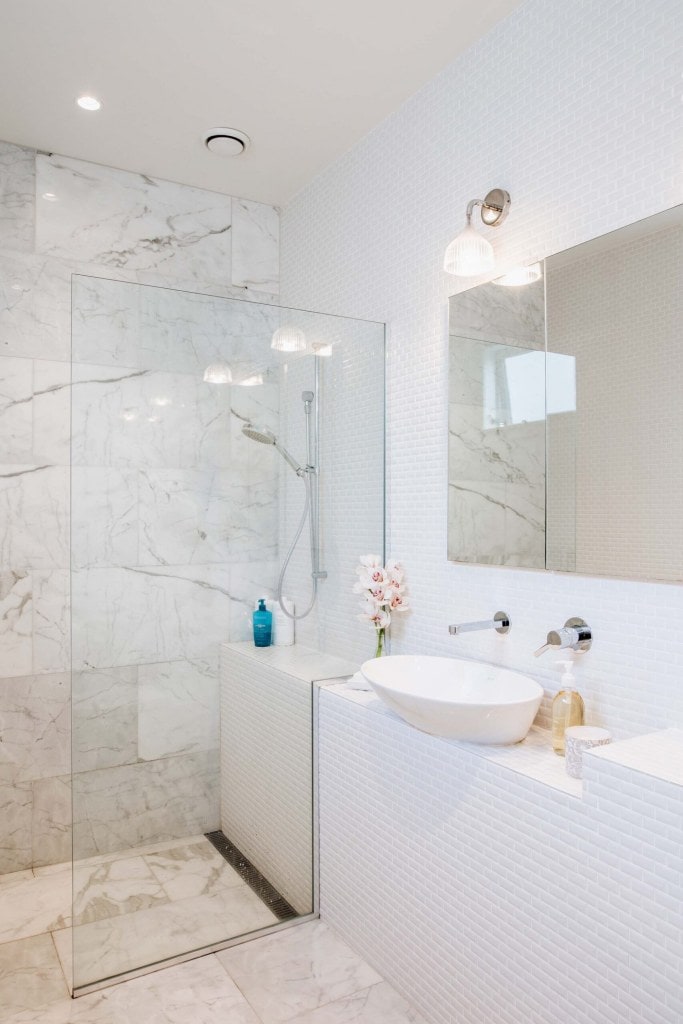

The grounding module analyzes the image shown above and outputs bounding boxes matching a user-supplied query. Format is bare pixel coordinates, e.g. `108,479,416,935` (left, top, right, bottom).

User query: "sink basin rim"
360,654,544,706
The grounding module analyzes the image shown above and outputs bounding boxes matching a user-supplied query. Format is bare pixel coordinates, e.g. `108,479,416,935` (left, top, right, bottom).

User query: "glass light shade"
312,342,333,357
236,373,264,386
444,223,495,277
203,363,232,384
493,263,542,287
271,325,306,352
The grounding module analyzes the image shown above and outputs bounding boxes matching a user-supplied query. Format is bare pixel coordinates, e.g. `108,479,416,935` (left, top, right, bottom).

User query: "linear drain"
205,831,298,921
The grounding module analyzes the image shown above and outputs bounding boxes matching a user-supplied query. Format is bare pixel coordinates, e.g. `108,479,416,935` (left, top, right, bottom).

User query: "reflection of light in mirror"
312,342,333,357
271,325,306,352
236,373,263,386
493,263,542,286
41,192,58,202
203,363,232,383
147,415,160,423
121,409,137,422
151,395,171,407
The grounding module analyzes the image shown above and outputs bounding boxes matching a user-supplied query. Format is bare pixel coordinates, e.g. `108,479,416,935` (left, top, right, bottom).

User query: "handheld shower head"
242,424,276,445
241,422,304,475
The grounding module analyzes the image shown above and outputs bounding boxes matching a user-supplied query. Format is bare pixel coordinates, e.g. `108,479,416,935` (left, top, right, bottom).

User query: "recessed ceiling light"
77,95,101,111
41,192,58,202
203,127,250,157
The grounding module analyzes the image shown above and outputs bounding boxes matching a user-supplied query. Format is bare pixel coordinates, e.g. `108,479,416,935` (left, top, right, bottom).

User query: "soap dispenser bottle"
252,598,273,648
552,660,584,755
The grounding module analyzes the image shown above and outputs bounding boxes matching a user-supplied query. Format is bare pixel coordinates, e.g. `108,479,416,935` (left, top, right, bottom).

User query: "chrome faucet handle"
534,618,592,657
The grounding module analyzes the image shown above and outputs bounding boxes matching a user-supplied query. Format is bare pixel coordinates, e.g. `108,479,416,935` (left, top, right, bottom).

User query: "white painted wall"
281,0,683,741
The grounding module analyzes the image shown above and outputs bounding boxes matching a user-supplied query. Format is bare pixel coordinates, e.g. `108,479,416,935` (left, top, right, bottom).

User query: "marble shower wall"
0,139,280,873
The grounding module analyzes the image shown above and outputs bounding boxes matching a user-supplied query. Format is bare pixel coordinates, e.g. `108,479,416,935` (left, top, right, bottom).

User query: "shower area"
63,274,385,991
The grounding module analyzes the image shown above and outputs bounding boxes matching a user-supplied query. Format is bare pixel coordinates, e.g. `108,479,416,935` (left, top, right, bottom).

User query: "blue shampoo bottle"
253,598,273,647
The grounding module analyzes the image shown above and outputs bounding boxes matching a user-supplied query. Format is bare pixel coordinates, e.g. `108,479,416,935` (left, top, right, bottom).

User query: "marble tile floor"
0,918,427,1024
0,834,279,993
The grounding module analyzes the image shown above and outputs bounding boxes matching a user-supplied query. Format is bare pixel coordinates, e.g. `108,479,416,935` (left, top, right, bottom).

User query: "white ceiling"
0,0,521,207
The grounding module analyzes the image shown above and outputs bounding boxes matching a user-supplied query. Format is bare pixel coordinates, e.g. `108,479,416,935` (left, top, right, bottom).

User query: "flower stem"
375,627,385,658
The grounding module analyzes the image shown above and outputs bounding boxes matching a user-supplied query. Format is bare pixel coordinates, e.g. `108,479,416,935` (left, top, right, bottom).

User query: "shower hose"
276,469,318,620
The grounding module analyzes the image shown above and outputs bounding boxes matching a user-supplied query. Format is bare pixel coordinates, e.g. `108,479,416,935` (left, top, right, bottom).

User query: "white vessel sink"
360,655,543,745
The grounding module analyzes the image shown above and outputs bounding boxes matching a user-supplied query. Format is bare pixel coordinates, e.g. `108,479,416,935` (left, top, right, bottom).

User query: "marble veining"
0,254,71,362
36,154,234,282
232,199,280,294
0,141,35,254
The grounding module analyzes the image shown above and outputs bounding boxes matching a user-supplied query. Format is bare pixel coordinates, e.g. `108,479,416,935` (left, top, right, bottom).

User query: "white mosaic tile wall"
319,689,683,1024
281,0,683,740
282,2,683,1022
0,140,280,871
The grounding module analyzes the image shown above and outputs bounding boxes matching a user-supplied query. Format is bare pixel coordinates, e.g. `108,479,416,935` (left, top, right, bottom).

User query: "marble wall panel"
138,659,219,761
0,672,69,782
0,465,69,569
0,141,34,253
33,569,70,674
232,198,280,294
0,774,32,873
72,667,138,772
0,253,71,362
71,564,234,669
0,357,70,466
72,274,280,374
71,362,233,471
71,468,138,569
36,155,233,281
0,570,32,678
72,750,220,857
32,774,71,867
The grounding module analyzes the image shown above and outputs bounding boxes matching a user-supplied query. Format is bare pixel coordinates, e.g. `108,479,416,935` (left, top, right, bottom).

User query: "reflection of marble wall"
0,139,280,872
448,277,546,569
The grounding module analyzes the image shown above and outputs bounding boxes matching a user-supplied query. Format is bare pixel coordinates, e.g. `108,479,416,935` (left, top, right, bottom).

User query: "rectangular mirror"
448,204,682,582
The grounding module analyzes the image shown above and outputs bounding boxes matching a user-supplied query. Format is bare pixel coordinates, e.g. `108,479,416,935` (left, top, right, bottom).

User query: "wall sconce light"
444,188,511,277
493,262,542,287
312,341,333,357
271,325,306,352
203,363,233,383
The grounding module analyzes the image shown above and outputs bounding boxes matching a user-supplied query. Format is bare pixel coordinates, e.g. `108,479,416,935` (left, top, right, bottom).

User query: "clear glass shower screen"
69,275,385,992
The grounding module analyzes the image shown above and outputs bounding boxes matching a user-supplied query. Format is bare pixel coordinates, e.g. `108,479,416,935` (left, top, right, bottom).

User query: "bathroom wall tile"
0,357,33,460
31,775,71,868
0,774,33,873
0,358,70,466
31,361,71,466
71,565,232,669
73,749,220,857
33,570,70,674
71,362,233,470
0,253,71,362
0,570,33,677
0,465,69,570
138,469,234,565
71,468,138,568
0,141,35,253
0,934,69,1015
232,198,280,294
72,273,280,375
0,672,69,782
228,560,280,642
36,153,233,283
217,921,382,1024
138,659,219,760
72,667,138,772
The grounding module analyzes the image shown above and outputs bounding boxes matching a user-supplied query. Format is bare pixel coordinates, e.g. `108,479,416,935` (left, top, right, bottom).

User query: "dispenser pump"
551,659,584,756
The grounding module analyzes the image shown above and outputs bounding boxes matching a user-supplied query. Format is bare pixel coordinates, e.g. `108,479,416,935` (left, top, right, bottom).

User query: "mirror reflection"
448,205,683,581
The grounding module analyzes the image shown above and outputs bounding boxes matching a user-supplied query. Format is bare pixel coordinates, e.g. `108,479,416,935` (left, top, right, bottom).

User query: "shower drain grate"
204,830,298,921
